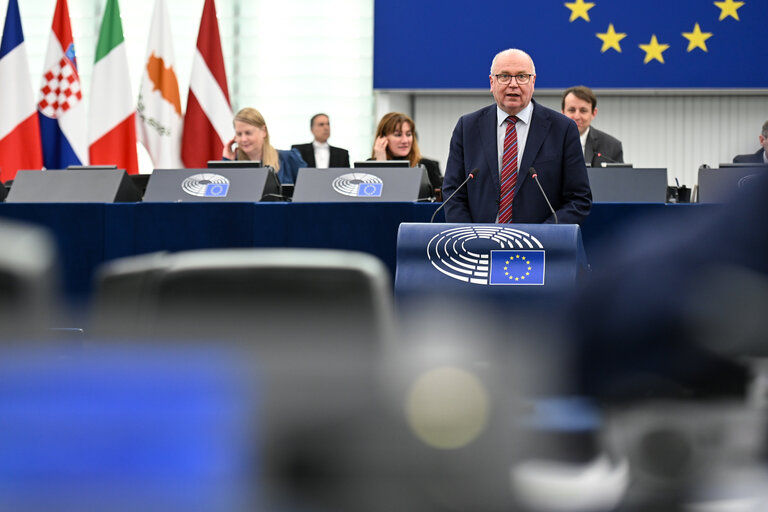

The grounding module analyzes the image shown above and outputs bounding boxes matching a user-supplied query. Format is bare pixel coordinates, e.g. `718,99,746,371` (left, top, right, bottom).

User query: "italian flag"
89,0,138,173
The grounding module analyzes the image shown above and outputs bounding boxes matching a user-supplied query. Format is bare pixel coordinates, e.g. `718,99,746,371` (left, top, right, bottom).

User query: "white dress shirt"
496,102,533,177
313,141,330,169
579,127,590,157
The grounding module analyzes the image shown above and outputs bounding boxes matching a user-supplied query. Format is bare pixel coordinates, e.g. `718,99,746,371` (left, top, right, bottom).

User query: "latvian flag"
181,0,233,168
0,0,43,182
38,0,88,169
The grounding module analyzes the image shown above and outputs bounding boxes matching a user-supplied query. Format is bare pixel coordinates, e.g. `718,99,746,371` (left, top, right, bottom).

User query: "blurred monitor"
6,169,140,203
595,162,633,168
718,162,768,168
207,160,282,200
353,160,410,168
66,165,152,200
354,161,434,200
67,166,150,199
67,165,118,170
587,167,668,203
292,167,425,202
208,160,262,168
698,165,767,203
280,183,294,199
143,167,280,202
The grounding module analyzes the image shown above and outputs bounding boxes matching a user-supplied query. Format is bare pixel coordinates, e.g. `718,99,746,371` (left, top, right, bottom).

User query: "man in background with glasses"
442,48,591,225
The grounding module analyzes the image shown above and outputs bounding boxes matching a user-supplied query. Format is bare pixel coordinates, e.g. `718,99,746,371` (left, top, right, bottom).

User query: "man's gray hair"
490,48,536,75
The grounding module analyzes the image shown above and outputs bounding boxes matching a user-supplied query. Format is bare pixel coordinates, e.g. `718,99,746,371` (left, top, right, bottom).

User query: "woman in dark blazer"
370,112,443,198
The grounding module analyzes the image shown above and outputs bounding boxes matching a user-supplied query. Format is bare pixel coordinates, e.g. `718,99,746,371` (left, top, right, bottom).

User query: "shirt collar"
580,126,590,148
313,140,329,149
496,102,533,127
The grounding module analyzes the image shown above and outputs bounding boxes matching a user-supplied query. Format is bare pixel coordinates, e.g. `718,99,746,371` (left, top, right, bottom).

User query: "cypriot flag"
136,0,183,169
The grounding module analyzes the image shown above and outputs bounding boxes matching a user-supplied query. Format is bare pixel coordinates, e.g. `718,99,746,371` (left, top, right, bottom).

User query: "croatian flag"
38,0,88,169
0,0,43,182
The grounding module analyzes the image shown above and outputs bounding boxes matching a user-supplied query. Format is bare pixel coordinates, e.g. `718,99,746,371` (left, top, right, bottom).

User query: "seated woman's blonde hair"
234,107,280,171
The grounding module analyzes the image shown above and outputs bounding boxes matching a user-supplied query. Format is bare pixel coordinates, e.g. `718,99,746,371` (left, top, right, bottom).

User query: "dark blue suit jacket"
443,100,592,224
290,142,350,168
733,149,766,164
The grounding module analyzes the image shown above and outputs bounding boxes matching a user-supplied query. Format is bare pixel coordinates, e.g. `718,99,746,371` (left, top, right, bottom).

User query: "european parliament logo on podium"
424,225,548,286
181,173,231,198
396,223,588,298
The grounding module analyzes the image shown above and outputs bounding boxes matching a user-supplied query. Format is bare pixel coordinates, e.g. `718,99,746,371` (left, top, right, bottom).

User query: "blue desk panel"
0,202,713,302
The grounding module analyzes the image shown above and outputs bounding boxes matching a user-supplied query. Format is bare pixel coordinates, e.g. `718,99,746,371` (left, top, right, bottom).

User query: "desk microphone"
595,152,617,167
528,167,558,224
430,168,479,223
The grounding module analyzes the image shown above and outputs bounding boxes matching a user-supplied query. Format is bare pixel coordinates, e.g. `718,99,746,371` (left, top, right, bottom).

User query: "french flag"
0,0,43,182
37,0,88,169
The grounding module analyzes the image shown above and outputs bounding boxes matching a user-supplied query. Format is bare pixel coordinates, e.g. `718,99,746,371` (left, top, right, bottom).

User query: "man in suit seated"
733,120,768,164
291,113,350,168
442,48,591,224
561,86,624,168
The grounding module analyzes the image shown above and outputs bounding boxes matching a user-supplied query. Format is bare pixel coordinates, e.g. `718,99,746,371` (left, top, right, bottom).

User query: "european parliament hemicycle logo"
332,173,384,197
738,174,761,189
182,173,230,197
427,226,546,286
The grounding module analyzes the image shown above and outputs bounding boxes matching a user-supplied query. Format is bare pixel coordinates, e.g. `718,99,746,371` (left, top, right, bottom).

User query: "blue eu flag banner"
204,183,229,197
358,182,383,197
489,250,545,286
374,0,766,89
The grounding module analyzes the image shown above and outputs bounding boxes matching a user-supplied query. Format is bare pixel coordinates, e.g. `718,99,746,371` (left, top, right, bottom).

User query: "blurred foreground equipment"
0,219,59,340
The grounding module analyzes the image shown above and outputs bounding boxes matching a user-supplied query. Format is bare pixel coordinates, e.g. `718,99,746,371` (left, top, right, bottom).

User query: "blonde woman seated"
371,112,443,195
223,107,307,184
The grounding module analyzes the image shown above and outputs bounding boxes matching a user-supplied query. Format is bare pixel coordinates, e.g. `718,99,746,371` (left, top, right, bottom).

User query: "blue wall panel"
374,0,767,89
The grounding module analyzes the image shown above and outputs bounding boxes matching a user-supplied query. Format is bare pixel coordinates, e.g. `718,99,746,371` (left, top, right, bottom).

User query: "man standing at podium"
442,49,591,224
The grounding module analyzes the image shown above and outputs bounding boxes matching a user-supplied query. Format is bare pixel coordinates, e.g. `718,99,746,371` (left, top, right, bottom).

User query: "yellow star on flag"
682,23,713,52
596,24,627,53
565,0,595,22
714,0,745,20
639,35,670,64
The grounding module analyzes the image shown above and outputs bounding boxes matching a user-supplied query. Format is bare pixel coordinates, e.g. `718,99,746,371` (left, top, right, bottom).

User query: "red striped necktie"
498,115,518,224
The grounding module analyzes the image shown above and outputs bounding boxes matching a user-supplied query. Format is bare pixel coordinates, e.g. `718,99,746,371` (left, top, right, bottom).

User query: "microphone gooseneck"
528,167,558,224
430,168,480,223
595,152,617,166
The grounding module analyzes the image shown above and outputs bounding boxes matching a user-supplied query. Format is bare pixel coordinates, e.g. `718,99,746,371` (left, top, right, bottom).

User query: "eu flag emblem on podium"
489,250,545,285
204,183,229,197
358,183,383,197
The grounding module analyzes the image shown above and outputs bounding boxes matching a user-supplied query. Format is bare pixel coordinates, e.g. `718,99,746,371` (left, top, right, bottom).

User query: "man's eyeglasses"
493,73,534,85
